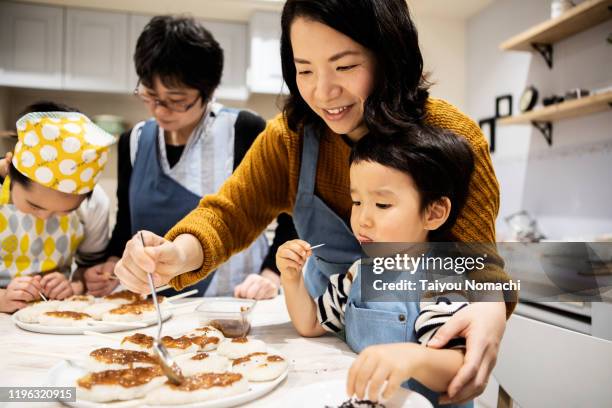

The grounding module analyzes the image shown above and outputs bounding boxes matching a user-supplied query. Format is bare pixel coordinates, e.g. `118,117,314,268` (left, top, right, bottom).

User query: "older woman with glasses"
84,15,296,298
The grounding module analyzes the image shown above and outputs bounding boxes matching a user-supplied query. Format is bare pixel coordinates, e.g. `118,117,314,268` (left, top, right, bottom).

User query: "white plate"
12,310,172,335
283,379,433,408
45,349,288,408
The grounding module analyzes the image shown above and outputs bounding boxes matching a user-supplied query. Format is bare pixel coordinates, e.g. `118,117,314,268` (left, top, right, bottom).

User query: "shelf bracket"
531,43,553,69
531,121,553,146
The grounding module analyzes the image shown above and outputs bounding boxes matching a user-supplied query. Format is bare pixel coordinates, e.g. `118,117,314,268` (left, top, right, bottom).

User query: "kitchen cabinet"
64,9,129,92
127,14,152,91
201,20,249,101
0,1,63,89
248,11,286,94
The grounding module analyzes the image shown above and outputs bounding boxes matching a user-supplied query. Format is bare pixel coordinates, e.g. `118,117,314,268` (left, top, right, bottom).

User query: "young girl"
0,105,113,313
276,125,475,406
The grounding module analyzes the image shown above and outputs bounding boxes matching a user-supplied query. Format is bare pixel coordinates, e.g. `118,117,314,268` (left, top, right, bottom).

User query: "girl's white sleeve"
74,185,110,266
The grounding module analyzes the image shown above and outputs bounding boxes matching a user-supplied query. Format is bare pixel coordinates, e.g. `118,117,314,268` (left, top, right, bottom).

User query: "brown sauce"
121,333,153,348
167,372,243,391
109,303,155,315
209,319,250,338
44,311,90,320
191,353,210,361
232,352,267,366
189,336,220,348
89,348,159,366
104,290,143,303
77,366,162,390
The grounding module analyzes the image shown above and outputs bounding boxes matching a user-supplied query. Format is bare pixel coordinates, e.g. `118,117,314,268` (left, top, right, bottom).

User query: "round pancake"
76,366,166,402
145,372,248,405
38,311,93,327
232,353,288,382
216,337,266,359
174,352,230,376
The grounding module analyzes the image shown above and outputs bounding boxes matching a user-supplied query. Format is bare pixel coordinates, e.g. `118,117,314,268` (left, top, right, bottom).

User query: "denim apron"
129,120,214,297
292,125,471,408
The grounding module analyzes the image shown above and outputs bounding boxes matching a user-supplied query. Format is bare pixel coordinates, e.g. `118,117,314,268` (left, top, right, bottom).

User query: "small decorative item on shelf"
520,86,539,112
564,88,590,100
495,94,513,118
505,210,546,243
550,0,575,19
478,117,496,153
542,94,565,106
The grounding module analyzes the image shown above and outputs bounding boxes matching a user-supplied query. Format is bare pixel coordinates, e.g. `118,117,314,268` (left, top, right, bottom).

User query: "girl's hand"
234,269,280,299
427,302,506,405
275,239,312,282
347,343,421,402
41,272,74,300
0,275,42,312
84,258,120,296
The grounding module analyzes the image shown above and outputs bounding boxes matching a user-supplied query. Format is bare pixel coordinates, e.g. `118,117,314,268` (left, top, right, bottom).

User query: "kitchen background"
0,0,611,406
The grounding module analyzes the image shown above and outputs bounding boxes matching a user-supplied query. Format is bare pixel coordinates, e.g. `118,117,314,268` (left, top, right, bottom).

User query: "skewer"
83,330,122,341
12,349,76,361
309,243,326,250
39,292,48,302
165,289,198,302
155,284,171,292
164,299,204,311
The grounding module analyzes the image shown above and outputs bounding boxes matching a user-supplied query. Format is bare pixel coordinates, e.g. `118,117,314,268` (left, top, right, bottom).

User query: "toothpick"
309,243,326,250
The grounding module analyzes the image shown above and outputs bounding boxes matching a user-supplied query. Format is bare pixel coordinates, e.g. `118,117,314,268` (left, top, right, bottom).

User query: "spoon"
139,232,184,385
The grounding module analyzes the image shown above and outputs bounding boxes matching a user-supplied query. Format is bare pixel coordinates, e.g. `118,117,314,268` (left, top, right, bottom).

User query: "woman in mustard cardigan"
115,0,514,405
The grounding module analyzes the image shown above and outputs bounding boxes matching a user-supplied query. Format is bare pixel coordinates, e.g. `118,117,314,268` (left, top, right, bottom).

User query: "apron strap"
297,125,320,196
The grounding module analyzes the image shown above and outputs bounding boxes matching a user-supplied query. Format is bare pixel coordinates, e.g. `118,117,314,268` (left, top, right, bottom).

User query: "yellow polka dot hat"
13,112,116,194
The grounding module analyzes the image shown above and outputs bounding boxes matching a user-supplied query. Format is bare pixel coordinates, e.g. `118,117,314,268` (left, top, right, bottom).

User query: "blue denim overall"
292,125,471,408
129,120,214,296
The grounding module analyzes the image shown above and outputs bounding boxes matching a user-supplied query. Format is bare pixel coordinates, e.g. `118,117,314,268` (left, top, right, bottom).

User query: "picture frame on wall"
479,117,496,153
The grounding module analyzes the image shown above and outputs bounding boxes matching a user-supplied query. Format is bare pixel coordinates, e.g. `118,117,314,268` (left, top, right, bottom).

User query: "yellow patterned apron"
0,177,84,286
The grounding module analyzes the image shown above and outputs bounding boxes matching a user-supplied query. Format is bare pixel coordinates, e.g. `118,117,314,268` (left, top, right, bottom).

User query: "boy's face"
349,161,429,244
11,181,86,220
138,76,207,133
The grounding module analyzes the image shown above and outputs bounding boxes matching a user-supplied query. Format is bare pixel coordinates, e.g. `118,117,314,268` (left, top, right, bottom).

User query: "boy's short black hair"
349,125,475,239
134,15,223,103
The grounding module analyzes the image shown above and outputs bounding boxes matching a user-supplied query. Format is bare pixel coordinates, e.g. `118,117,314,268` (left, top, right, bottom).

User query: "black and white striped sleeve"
315,261,359,333
415,297,469,349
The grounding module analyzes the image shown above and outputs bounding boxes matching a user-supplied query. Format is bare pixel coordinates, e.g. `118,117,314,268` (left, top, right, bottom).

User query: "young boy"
0,104,114,313
276,125,475,403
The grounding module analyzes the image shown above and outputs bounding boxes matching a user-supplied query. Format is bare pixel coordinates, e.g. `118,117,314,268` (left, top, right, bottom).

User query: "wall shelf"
498,90,612,145
499,0,612,68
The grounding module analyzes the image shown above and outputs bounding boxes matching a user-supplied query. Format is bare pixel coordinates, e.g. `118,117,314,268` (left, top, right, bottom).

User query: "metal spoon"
139,232,184,385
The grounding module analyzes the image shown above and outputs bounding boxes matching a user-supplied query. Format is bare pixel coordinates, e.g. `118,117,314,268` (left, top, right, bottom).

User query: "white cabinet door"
127,14,151,92
201,20,249,101
64,9,129,92
0,1,63,89
248,11,286,95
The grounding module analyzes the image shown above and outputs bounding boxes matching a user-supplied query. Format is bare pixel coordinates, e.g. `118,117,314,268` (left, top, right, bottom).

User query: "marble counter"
0,295,362,407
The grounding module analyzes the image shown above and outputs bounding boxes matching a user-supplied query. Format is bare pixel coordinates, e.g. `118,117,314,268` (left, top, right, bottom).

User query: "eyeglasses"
133,83,201,113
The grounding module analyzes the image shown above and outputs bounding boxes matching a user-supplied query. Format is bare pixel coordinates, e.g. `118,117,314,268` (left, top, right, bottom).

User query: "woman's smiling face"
290,17,375,141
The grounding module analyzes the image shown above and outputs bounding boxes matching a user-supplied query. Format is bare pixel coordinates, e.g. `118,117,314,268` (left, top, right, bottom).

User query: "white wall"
466,0,612,240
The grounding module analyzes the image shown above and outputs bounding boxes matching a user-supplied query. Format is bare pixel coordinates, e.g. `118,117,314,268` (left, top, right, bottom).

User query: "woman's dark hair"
280,0,430,135
134,15,223,103
349,126,474,239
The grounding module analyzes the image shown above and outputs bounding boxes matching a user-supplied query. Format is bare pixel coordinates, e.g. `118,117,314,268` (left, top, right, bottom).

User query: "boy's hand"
347,343,424,402
85,258,120,296
0,152,12,178
275,239,312,282
0,275,42,312
41,272,74,300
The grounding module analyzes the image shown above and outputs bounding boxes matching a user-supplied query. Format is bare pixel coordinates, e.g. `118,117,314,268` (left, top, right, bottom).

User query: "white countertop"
0,295,360,407
0,295,430,408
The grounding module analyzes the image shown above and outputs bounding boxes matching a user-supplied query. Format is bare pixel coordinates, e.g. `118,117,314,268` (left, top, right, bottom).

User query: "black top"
107,110,297,275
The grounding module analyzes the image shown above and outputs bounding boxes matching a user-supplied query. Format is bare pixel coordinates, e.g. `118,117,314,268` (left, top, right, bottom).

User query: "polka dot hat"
13,112,116,194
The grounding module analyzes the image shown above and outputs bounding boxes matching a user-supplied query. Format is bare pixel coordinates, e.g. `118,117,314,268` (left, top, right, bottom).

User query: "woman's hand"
0,275,42,312
427,302,507,404
275,239,312,282
234,269,280,299
40,272,74,300
114,231,199,294
84,257,120,296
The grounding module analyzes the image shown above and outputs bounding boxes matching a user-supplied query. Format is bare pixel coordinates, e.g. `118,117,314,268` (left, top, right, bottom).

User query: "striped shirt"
315,260,468,348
